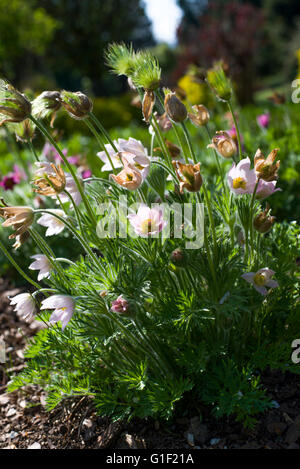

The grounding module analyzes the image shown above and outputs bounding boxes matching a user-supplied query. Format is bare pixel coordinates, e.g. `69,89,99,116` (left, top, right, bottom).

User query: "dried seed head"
0,200,34,248
253,204,275,233
33,163,66,196
142,89,155,123
208,131,237,159
172,161,203,193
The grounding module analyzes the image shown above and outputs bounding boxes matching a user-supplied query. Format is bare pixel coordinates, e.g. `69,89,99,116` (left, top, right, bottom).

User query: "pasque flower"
0,202,34,246
257,113,270,129
59,91,93,119
164,90,187,123
97,138,150,180
242,268,279,296
29,254,53,281
208,131,237,159
227,157,257,194
37,209,66,236
9,293,36,321
111,161,143,191
111,295,130,315
128,205,166,237
254,148,280,182
256,179,282,199
33,162,66,196
172,161,203,193
41,295,75,330
0,80,31,125
253,204,275,233
0,165,25,191
188,104,210,127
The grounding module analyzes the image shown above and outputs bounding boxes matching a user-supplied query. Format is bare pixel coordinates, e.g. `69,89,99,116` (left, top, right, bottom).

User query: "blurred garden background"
0,0,299,280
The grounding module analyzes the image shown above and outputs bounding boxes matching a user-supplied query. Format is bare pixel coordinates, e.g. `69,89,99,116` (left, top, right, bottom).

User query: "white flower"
227,157,257,195
97,138,150,180
41,295,75,330
242,267,279,296
29,254,52,281
128,205,167,237
37,209,66,236
9,293,36,321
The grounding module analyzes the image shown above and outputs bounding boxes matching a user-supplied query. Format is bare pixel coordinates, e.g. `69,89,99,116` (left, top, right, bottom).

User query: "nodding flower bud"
164,90,187,123
170,248,187,267
59,91,93,119
154,140,181,159
32,91,61,127
172,161,202,193
253,204,275,233
206,66,232,102
254,148,280,182
208,131,237,159
0,80,31,126
188,105,210,127
111,295,131,316
142,89,155,123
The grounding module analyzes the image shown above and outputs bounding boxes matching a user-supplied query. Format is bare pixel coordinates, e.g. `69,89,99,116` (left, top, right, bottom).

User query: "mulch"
1,278,300,450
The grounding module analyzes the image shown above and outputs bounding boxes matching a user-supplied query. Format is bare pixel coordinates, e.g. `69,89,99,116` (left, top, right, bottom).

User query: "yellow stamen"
232,177,246,190
141,218,153,234
253,273,266,286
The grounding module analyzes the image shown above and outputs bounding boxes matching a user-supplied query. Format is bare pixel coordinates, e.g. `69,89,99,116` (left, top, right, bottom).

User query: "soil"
1,278,300,450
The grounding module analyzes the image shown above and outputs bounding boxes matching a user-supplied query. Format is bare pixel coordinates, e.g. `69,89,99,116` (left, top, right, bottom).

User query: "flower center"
126,173,133,181
232,177,246,189
134,163,144,171
253,273,266,286
140,218,154,234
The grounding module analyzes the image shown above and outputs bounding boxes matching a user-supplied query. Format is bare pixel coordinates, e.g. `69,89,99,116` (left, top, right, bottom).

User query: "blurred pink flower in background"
257,113,270,129
0,165,26,191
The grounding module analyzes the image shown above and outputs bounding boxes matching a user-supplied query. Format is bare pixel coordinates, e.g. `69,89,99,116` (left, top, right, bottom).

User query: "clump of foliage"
0,48,299,429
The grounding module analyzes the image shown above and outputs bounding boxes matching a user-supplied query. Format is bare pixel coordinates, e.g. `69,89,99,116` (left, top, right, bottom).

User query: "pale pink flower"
128,205,167,237
227,157,257,194
256,179,282,199
41,295,75,330
97,138,150,180
111,295,130,314
242,268,279,296
9,293,36,321
29,254,52,281
37,209,66,236
59,174,83,205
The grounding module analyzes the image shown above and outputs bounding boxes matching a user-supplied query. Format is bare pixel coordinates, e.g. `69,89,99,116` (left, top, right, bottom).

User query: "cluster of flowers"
0,65,281,331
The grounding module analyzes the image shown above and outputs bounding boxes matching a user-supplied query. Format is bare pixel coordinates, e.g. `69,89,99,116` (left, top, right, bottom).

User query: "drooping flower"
33,162,66,197
128,205,167,237
41,295,75,330
111,295,130,315
164,90,187,123
172,161,203,193
111,161,143,191
0,202,34,246
254,148,280,182
253,204,275,233
257,113,270,129
255,179,282,199
0,80,31,125
227,157,257,194
59,91,93,119
97,138,150,179
9,293,36,321
31,91,61,127
208,131,237,159
188,104,210,127
29,254,53,281
242,268,279,296
37,209,66,236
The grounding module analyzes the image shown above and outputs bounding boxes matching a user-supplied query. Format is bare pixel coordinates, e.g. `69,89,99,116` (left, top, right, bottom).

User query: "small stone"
28,442,41,449
210,438,221,446
6,408,17,417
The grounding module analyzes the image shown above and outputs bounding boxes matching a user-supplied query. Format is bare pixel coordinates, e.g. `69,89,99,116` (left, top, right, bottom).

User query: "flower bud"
172,161,203,193
0,80,31,125
206,66,232,102
32,91,61,127
164,91,187,123
111,295,132,316
59,91,93,119
253,204,275,233
208,131,237,159
188,104,210,127
170,248,187,267
254,148,280,182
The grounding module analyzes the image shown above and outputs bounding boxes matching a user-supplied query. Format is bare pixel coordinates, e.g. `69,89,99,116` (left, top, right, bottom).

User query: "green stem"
63,188,85,236
29,115,97,225
0,238,40,289
181,121,197,164
28,141,39,162
84,118,117,174
228,100,242,160
89,112,118,152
